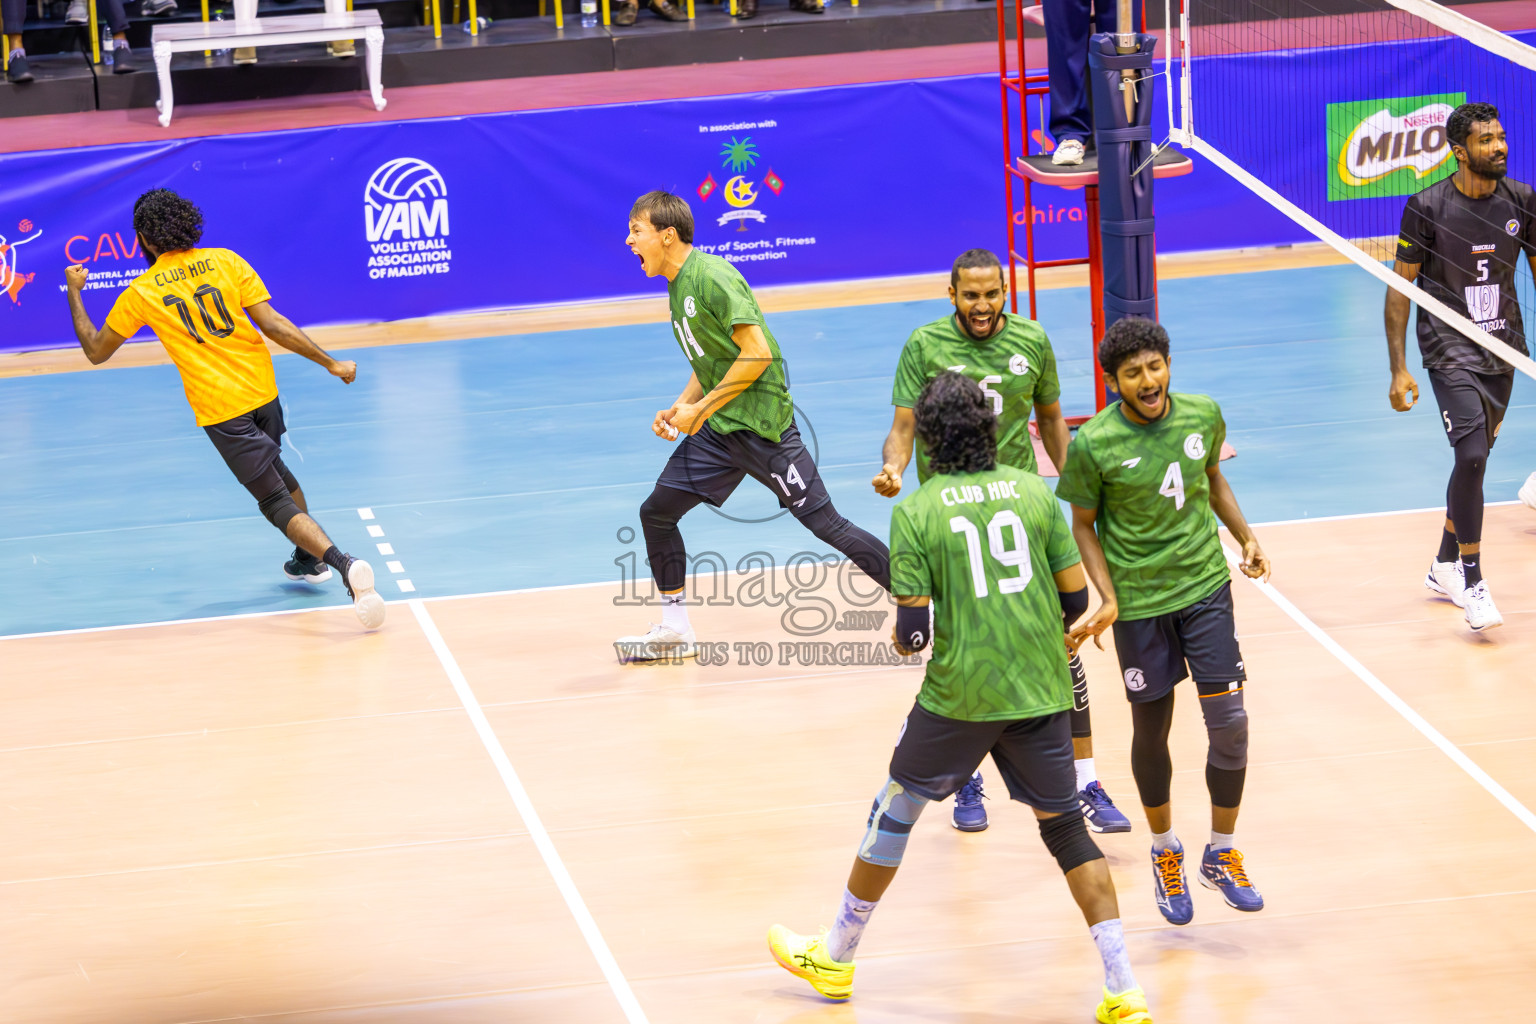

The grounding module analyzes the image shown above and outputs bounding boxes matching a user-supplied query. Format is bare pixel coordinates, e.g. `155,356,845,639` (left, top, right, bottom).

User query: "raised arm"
1207,465,1270,580
65,266,128,365
1034,399,1071,473
668,322,771,435
1385,260,1420,412
872,406,916,497
1066,503,1117,651
246,301,356,383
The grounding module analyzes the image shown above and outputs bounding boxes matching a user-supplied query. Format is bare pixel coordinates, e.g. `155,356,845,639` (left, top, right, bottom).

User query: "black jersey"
1396,176,1536,375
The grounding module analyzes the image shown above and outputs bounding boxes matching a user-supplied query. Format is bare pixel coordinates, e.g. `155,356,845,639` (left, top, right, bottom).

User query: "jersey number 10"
162,284,237,344
949,510,1034,599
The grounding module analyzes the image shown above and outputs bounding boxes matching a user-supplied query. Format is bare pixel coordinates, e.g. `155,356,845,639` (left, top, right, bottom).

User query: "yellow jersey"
106,247,279,427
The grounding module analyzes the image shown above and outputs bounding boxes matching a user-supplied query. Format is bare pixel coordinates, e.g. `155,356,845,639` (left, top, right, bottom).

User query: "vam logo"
1009,353,1030,375
365,157,449,242
1326,93,1464,201
1183,432,1206,460
1124,667,1146,692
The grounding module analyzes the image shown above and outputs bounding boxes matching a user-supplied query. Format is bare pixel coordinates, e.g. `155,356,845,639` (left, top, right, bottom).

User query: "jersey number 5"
163,284,237,344
950,510,1034,599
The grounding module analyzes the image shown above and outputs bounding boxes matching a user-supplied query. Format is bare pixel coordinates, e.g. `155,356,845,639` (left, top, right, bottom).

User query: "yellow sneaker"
1096,986,1154,1023
767,925,854,1000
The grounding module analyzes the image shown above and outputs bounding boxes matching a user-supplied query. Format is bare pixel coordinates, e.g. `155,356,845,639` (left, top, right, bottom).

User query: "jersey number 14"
950,510,1034,599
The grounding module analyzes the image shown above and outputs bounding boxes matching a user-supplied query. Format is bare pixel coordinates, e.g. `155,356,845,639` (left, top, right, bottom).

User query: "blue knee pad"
857,778,929,867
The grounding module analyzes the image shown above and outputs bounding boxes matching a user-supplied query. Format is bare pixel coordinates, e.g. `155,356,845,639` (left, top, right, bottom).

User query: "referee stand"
996,0,1191,421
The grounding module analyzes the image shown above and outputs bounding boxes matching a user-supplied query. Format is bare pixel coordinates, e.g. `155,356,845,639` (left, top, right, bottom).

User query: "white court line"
1224,545,1536,835
6,499,1530,643
407,599,650,1024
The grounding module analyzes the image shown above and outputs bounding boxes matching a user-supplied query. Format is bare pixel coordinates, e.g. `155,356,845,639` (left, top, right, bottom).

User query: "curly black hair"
914,371,997,476
1447,102,1500,151
133,189,204,254
1098,316,1170,378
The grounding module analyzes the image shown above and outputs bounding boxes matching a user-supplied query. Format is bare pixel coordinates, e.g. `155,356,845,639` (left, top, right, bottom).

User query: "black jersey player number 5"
161,284,237,344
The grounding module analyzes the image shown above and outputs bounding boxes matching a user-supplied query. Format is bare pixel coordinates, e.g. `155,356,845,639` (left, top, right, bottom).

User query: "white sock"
1151,829,1179,852
1089,918,1139,996
1074,757,1097,792
1210,830,1235,851
659,590,690,633
825,888,878,963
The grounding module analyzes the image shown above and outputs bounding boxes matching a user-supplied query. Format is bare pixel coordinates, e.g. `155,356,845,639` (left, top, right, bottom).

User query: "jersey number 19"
950,510,1034,599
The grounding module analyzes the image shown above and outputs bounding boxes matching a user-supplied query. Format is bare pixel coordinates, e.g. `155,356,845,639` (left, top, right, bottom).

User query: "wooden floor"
4,505,1535,1022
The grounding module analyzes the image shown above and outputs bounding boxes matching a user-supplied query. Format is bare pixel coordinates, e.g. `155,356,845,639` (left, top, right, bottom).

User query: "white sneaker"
614,624,698,663
1463,580,1503,631
343,558,387,631
1520,472,1536,510
1051,139,1086,166
1425,559,1467,607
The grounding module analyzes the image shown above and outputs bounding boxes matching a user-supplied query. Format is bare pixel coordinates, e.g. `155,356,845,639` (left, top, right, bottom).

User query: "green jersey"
892,314,1061,480
890,465,1082,722
1054,393,1230,621
667,250,793,442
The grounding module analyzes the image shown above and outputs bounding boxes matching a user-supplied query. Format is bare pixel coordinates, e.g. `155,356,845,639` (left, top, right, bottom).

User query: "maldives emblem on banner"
697,136,785,232
1326,92,1464,201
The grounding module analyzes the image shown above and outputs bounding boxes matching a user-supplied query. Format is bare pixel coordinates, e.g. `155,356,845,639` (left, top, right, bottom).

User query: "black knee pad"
1038,809,1103,874
640,487,691,530
275,458,300,496
1199,685,1248,771
257,483,302,534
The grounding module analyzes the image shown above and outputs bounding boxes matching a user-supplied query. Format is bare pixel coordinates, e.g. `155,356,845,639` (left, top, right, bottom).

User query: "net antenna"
1164,0,1536,379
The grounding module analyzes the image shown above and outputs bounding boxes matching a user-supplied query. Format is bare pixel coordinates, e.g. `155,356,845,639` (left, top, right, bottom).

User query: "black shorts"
888,702,1078,814
204,396,289,494
1111,581,1245,703
1428,367,1513,449
656,420,830,515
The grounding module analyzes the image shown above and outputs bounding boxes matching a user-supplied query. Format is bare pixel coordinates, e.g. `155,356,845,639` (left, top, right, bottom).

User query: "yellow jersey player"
64,188,385,630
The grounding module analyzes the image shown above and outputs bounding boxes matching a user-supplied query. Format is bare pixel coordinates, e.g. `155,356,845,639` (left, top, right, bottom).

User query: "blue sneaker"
1199,844,1264,912
1151,844,1193,925
951,771,988,832
1078,781,1132,833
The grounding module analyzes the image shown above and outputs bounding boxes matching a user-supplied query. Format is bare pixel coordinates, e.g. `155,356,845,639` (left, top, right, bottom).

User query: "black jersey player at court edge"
1385,102,1536,632
614,191,891,661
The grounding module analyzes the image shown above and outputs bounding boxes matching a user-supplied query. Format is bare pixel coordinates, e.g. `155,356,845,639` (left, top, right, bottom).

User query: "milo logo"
1326,93,1464,201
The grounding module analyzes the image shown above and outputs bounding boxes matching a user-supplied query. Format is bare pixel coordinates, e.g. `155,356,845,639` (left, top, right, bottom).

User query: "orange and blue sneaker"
1199,844,1264,912
1096,986,1155,1023
1151,844,1193,925
767,925,855,1000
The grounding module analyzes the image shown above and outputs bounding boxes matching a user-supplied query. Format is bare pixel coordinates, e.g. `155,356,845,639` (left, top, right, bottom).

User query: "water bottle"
580,0,596,27
100,23,113,66
213,9,229,55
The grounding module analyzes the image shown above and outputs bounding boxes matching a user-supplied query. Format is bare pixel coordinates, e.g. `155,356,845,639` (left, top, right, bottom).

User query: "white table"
150,10,386,127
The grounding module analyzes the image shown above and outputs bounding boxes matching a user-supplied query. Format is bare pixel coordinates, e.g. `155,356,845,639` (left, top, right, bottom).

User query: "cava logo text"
364,158,453,279
1327,93,1464,201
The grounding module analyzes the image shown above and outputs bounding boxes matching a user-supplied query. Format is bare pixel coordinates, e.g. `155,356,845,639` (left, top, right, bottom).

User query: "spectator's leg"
1044,0,1094,145
3,0,32,83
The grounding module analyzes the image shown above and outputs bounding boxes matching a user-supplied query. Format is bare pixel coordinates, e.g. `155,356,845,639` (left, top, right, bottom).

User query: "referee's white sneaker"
1052,139,1086,166
1463,581,1503,632
614,624,698,663
1425,558,1467,607
1520,471,1536,510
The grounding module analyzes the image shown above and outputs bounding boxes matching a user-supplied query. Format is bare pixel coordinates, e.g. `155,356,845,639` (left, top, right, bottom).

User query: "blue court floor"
3,261,1534,636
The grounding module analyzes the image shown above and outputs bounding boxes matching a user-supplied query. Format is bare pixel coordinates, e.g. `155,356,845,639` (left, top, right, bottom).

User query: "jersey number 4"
162,284,236,344
1159,462,1186,510
950,510,1034,599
